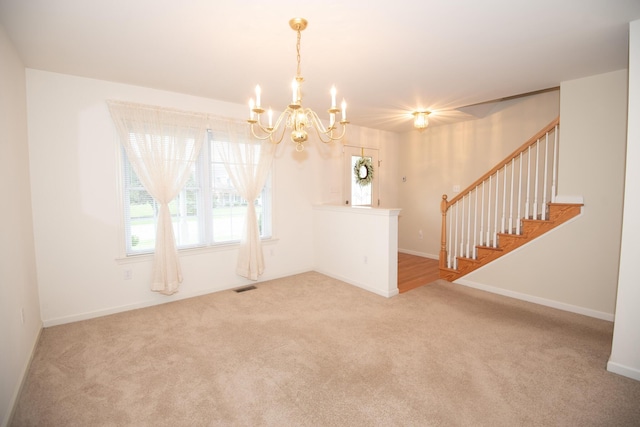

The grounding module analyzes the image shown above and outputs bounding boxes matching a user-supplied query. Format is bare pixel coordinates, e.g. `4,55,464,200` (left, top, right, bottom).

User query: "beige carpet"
11,272,640,426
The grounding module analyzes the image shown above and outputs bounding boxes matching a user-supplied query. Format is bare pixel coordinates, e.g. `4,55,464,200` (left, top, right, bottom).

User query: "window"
123,132,272,255
343,146,379,207
350,155,373,206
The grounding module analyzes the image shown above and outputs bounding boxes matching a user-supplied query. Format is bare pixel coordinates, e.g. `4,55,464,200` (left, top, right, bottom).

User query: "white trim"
4,325,43,427
42,267,310,327
454,277,614,321
114,132,127,260
313,268,399,298
398,248,438,259
607,361,640,381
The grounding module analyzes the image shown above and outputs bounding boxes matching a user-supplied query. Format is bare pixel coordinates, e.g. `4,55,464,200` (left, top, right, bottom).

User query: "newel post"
440,194,448,269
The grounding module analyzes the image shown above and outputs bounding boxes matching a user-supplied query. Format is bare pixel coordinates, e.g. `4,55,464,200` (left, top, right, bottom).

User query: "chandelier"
247,18,348,152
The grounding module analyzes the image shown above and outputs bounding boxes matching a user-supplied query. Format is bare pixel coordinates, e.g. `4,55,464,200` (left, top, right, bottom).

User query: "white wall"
0,26,41,426
398,90,560,258
313,205,400,297
24,69,400,326
608,19,640,381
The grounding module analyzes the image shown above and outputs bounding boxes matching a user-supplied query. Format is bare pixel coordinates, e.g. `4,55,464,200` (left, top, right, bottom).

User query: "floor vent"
234,285,257,293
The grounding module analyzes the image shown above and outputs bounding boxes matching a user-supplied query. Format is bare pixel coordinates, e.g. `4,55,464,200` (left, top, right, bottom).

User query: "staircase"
438,117,583,282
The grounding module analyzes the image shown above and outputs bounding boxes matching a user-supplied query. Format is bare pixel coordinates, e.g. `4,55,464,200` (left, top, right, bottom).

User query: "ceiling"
1,0,639,132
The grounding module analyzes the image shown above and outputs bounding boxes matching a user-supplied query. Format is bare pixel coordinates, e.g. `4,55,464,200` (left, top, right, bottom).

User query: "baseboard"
313,268,399,298
607,360,640,381
398,248,438,259
4,324,43,427
42,267,313,327
43,293,220,327
455,278,614,322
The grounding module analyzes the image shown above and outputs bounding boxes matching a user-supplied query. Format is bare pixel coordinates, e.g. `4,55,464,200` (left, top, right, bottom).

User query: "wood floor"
397,252,441,293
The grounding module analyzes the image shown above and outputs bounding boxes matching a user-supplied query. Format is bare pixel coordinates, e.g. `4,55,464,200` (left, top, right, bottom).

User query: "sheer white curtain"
108,101,209,295
215,121,276,280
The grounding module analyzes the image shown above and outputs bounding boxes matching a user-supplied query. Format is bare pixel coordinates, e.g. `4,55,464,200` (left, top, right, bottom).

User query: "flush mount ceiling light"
247,18,348,152
412,110,431,131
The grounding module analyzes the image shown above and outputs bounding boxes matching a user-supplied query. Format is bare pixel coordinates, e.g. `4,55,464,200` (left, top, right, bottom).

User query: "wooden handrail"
445,117,559,209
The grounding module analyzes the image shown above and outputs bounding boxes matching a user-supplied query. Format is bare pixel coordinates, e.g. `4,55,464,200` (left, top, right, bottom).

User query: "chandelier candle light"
247,18,348,152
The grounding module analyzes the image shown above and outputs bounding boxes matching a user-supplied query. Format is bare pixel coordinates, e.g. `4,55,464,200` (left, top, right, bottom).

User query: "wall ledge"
312,204,401,216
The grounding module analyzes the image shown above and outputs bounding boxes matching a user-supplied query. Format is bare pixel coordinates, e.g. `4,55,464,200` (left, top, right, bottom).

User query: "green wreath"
353,156,374,187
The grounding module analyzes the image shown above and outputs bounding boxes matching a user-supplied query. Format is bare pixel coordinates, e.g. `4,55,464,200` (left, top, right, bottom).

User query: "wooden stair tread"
456,256,481,263
476,245,504,251
497,232,526,238
522,218,552,224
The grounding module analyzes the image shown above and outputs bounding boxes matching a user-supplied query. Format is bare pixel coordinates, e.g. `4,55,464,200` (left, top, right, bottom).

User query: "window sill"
115,237,280,265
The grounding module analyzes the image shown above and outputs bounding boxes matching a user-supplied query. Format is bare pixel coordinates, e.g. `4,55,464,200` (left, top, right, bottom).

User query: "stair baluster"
473,186,478,258
542,133,549,220
493,169,499,247
480,181,485,246
516,152,523,234
533,139,540,219
460,196,465,259
551,124,558,203
501,164,507,234
525,145,531,220
509,158,515,234
486,174,492,247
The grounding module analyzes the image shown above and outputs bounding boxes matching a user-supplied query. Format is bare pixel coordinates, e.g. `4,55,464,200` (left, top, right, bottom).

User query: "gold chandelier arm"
268,119,288,145
318,122,347,143
268,110,290,144
249,124,275,141
253,108,285,135
249,109,290,144
306,108,326,131
249,123,288,145
306,109,347,143
252,111,271,134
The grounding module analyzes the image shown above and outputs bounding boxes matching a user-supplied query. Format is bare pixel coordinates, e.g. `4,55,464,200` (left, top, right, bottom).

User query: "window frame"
119,132,273,257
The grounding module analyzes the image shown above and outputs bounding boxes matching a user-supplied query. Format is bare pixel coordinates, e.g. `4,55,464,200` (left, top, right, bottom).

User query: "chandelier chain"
296,29,302,77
